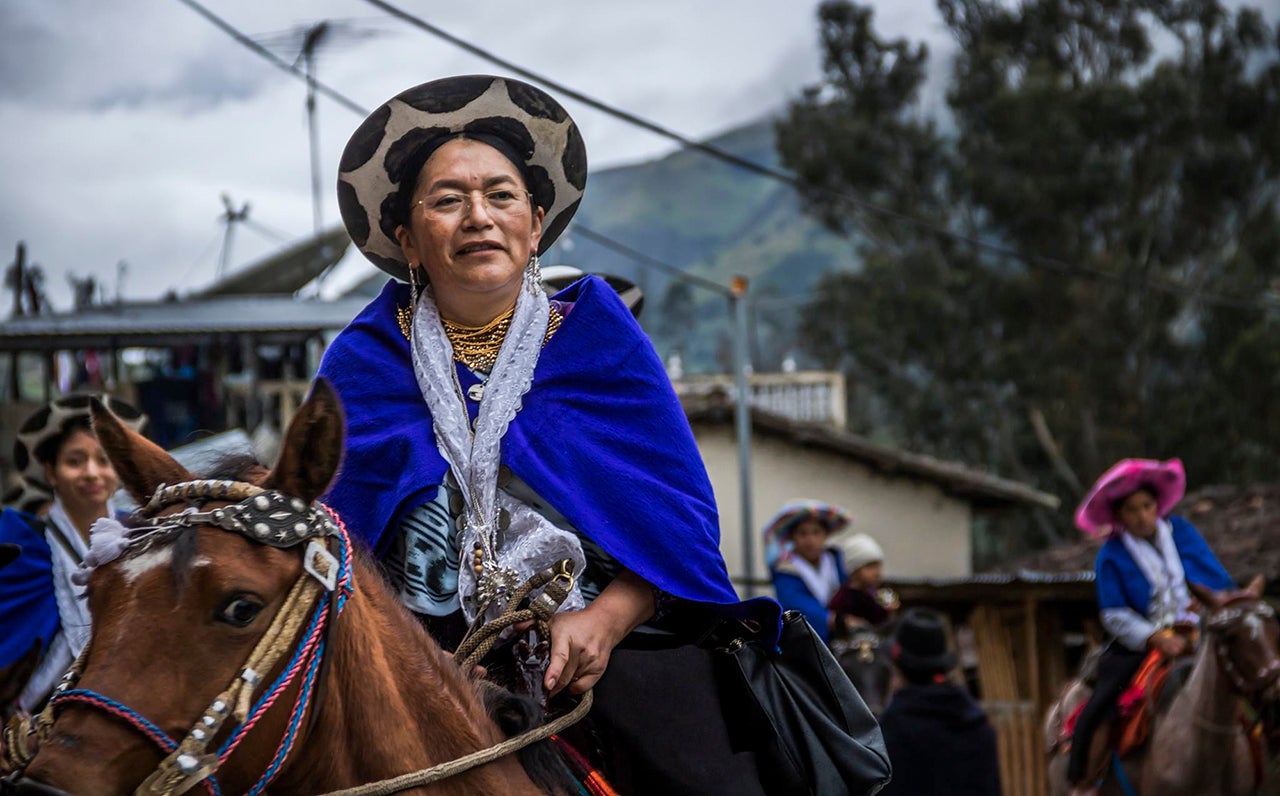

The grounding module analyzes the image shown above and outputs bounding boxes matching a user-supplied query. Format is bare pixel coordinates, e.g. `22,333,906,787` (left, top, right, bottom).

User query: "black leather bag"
714,610,892,796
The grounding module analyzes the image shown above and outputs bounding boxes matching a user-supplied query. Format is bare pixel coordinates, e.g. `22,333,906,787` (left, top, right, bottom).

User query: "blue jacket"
771,548,847,643
1095,515,1233,616
0,508,59,670
318,276,781,643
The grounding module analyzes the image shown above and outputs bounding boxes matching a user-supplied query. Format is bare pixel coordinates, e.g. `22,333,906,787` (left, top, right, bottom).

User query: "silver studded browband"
128,480,339,551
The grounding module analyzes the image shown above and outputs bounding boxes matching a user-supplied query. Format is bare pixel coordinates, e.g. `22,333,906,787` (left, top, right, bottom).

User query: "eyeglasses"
414,188,533,220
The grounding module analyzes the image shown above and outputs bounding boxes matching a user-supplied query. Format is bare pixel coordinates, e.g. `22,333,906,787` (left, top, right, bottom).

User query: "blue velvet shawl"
0,508,59,670
318,276,780,640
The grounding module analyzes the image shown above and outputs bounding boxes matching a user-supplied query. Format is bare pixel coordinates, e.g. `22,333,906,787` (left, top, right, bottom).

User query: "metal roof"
0,295,369,351
687,402,1061,510
200,226,351,297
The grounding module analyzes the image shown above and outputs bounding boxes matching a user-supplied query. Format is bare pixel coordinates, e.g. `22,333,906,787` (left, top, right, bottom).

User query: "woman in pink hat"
1065,458,1233,794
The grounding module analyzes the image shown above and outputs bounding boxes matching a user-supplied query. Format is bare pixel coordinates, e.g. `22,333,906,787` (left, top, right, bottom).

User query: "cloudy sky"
0,0,960,308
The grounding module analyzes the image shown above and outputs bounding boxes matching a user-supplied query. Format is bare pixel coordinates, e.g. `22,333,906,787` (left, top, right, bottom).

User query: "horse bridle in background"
7,479,354,796
1203,596,1280,701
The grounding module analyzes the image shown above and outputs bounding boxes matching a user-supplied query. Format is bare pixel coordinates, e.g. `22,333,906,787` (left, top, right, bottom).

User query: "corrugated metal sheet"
0,295,369,350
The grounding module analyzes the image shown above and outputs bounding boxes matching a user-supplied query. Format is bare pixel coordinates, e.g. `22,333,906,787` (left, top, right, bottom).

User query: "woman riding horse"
0,395,145,716
319,74,789,795
1066,458,1234,795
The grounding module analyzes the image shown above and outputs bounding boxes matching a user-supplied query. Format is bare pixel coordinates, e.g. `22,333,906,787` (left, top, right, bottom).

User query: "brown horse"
1045,577,1280,796
5,381,569,795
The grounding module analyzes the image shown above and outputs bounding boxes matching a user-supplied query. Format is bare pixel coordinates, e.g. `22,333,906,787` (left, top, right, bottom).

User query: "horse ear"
261,379,345,504
1188,580,1222,611
91,398,194,504
1245,574,1265,599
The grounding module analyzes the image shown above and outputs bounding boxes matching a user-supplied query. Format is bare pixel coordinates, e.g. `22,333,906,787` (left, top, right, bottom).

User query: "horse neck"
1163,633,1240,755
269,554,537,794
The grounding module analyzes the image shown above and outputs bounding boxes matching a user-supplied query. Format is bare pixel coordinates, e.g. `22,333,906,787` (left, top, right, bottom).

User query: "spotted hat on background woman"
12,394,147,491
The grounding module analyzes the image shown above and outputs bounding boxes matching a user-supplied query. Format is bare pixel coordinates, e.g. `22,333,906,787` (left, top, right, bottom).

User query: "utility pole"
8,242,23,400
301,22,328,247
218,195,250,279
730,275,756,596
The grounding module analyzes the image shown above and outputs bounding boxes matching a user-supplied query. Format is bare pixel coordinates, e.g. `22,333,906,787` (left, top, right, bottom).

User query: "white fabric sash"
1120,518,1194,628
410,270,585,622
19,498,94,710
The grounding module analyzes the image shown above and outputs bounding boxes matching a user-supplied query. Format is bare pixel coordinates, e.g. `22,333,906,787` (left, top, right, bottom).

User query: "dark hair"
34,415,94,467
1109,482,1158,515
391,132,537,231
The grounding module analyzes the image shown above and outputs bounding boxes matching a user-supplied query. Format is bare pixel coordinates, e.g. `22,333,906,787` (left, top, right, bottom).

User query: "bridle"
10,479,355,796
1203,596,1280,701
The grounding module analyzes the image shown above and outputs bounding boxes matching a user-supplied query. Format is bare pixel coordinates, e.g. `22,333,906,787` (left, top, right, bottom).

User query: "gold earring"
397,264,421,340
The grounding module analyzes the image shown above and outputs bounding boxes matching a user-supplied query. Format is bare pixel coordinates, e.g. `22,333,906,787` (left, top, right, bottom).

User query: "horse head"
1191,575,1280,703
11,381,346,795
832,627,894,716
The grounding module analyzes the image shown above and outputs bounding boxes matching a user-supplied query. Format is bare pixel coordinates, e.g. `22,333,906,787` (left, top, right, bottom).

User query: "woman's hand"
1147,629,1187,658
545,569,655,697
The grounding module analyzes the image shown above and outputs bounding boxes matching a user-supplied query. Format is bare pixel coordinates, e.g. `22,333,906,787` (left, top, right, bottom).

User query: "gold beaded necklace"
398,300,563,372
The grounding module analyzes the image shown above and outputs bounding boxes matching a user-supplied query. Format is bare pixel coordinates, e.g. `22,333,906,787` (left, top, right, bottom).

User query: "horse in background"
832,624,896,717
5,381,572,795
1044,577,1280,796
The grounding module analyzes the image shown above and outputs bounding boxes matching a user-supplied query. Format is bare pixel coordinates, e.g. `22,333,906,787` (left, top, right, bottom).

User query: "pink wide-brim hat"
1074,458,1186,538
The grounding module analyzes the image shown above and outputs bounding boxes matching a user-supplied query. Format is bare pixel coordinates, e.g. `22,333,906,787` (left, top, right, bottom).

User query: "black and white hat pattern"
337,75,588,281
13,394,147,490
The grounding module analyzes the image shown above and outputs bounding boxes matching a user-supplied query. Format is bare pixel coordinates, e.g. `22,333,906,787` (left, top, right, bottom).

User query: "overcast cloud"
0,0,963,306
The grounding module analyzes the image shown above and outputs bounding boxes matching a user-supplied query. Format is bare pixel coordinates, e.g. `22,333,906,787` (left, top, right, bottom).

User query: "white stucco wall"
692,425,973,593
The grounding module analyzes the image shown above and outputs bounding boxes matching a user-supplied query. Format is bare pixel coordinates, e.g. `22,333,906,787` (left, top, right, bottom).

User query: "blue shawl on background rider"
318,275,780,642
0,509,59,672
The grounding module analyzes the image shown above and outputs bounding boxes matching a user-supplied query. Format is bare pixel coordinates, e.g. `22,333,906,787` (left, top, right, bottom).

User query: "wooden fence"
984,700,1046,796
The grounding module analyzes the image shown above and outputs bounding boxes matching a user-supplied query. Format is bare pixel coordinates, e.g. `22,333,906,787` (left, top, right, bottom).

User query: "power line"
568,225,732,296
178,0,1278,311
172,0,367,115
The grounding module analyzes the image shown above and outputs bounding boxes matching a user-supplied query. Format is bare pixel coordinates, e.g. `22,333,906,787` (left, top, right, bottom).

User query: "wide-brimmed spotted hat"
2,476,52,515
337,75,588,281
13,394,147,490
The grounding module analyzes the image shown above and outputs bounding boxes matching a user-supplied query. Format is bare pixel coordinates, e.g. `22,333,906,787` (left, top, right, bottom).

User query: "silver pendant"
467,383,485,401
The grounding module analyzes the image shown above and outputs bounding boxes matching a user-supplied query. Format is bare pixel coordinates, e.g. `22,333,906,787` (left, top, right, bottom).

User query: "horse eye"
218,595,264,627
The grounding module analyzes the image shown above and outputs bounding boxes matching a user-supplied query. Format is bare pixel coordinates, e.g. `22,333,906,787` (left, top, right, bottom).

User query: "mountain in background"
544,117,860,374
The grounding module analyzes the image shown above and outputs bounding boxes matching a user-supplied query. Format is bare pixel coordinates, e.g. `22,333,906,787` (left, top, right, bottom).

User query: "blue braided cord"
216,598,327,758
55,690,177,752
1112,752,1138,796
246,639,326,796
53,690,224,796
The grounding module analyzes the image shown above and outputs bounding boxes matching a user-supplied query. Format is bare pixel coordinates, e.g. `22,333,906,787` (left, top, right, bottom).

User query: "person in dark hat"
318,75,782,794
878,608,1000,796
1,394,146,715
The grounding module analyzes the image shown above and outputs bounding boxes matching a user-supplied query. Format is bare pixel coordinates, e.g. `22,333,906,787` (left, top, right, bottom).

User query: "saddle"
1060,649,1181,777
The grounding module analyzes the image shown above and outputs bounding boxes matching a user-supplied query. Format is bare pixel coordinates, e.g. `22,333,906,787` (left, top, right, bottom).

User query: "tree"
778,0,1280,549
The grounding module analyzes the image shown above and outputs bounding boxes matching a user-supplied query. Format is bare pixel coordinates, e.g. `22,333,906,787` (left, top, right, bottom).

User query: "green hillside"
544,117,861,373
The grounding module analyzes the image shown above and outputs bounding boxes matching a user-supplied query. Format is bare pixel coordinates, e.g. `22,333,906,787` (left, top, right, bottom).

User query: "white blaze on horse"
1045,577,1280,796
2,381,575,795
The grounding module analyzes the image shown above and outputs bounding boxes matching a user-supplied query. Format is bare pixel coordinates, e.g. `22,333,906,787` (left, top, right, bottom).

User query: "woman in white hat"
0,394,145,714
319,75,781,794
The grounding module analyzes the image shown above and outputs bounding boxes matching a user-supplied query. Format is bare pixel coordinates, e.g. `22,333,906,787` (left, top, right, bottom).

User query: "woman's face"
1116,489,1159,539
44,427,118,517
790,519,829,564
395,138,545,317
